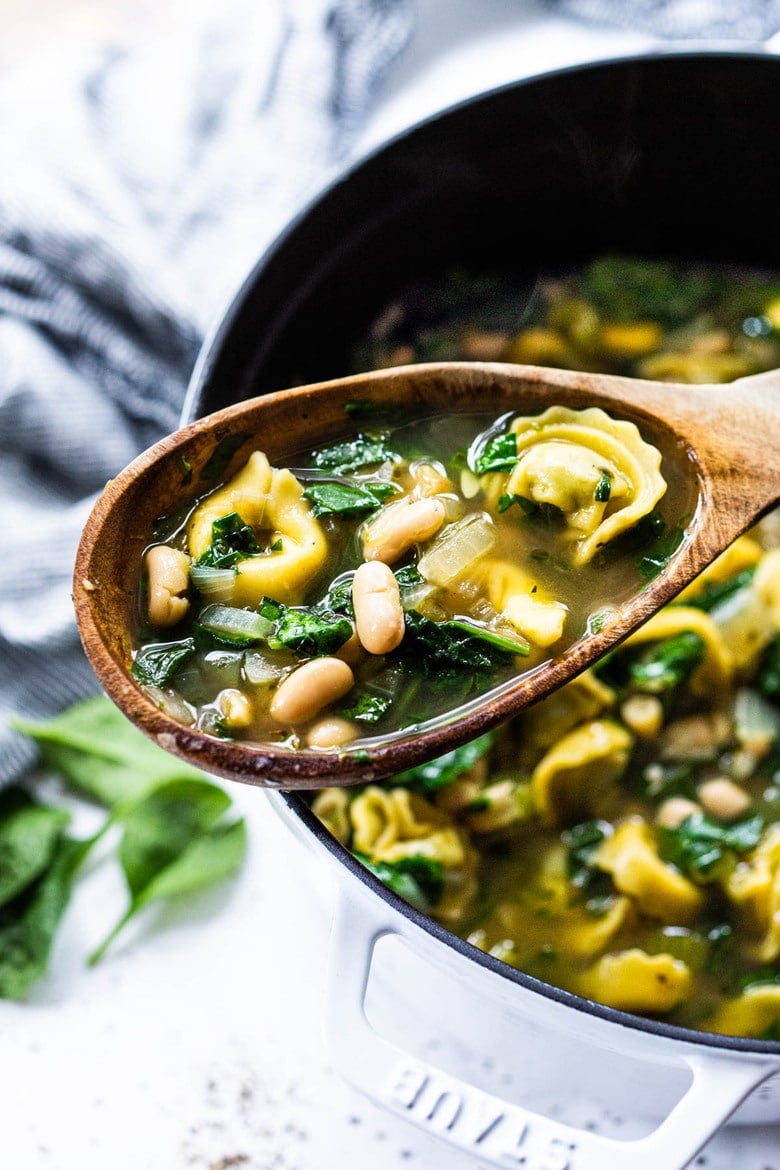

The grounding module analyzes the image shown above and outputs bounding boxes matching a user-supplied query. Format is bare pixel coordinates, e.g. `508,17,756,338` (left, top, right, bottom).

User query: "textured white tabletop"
3,4,779,1168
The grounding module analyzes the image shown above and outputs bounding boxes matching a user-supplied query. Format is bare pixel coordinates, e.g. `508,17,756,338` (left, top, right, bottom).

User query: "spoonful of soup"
73,360,780,788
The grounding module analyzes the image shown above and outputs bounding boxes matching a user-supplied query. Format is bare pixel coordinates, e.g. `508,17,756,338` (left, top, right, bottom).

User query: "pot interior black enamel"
186,52,779,417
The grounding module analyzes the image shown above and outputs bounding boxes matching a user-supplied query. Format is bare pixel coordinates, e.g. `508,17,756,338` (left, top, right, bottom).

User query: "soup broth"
134,403,689,751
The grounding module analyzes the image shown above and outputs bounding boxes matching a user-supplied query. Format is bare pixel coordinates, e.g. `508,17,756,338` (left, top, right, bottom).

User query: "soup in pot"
312,256,780,1039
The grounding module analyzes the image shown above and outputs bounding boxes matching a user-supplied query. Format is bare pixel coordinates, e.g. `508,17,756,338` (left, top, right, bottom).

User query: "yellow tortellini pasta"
578,948,692,1014
505,405,667,565
531,719,632,826
595,817,703,923
725,824,780,962
187,451,327,605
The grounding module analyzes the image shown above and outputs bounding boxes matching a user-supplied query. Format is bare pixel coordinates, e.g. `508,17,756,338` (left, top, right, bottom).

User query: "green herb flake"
594,469,613,503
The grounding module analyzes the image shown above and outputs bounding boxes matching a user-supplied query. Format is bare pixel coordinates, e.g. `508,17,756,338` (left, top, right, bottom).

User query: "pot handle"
324,887,777,1170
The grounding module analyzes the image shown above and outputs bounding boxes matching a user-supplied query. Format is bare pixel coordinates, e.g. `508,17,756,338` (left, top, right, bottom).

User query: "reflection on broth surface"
311,256,780,1039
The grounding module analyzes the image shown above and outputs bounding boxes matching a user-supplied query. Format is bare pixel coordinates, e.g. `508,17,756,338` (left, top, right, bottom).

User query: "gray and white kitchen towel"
1,0,778,785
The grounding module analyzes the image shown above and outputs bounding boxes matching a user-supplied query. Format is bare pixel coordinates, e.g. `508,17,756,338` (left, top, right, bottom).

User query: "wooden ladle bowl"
73,361,780,788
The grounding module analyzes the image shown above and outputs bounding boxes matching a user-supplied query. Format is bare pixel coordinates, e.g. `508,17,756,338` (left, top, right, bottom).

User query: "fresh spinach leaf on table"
5,696,247,992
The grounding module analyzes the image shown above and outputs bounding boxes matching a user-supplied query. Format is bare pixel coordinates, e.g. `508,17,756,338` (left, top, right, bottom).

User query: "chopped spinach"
628,631,705,695
131,638,196,687
757,633,780,702
336,689,393,725
312,434,398,474
402,611,525,673
564,820,613,896
302,480,395,518
356,852,445,912
471,432,518,476
195,511,260,568
657,812,765,883
684,567,757,614
391,732,495,794
260,597,353,657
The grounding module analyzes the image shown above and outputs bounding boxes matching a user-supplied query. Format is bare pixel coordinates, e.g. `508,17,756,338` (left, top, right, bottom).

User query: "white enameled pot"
268,790,780,1170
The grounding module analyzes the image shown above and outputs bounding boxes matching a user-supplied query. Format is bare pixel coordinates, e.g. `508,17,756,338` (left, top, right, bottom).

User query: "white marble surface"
3,4,780,1168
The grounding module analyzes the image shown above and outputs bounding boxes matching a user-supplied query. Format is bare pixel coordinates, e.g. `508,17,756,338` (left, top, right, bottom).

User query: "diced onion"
190,565,237,603
243,651,288,687
733,687,780,757
418,512,496,587
198,604,273,644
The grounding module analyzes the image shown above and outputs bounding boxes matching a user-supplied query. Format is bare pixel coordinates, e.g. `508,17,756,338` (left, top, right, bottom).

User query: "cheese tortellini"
505,405,667,565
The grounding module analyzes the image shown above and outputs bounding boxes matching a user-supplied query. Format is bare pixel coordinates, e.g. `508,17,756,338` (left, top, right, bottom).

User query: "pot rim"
272,788,780,1058
183,44,780,1062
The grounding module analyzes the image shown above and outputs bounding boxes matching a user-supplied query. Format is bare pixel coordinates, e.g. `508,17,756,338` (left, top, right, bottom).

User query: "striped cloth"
0,0,412,784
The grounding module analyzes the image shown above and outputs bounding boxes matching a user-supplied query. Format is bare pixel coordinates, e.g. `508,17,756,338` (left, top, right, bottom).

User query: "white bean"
216,688,253,729
269,657,354,724
145,544,190,627
656,797,701,829
697,777,751,822
362,496,445,564
306,717,359,749
352,561,405,655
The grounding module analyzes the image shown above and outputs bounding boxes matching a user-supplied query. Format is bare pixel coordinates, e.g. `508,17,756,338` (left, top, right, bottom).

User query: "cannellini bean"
270,657,354,724
698,777,751,822
352,561,405,655
306,717,359,749
145,544,190,627
656,797,701,829
217,688,253,729
362,496,445,564
620,694,664,739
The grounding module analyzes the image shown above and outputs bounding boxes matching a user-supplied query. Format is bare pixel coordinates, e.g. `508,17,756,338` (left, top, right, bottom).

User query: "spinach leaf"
88,778,246,964
312,435,397,474
0,794,70,909
131,638,196,686
684,567,756,614
195,511,260,568
628,631,705,695
658,812,765,883
302,480,395,518
356,853,444,912
757,633,780,701
12,696,205,807
471,432,517,475
498,493,540,517
402,611,526,673
0,836,78,1000
563,820,611,893
391,732,495,794
336,690,393,725
319,578,355,619
260,598,353,657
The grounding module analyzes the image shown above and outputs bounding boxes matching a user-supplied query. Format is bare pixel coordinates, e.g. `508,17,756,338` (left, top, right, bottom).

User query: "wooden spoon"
73,361,780,789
